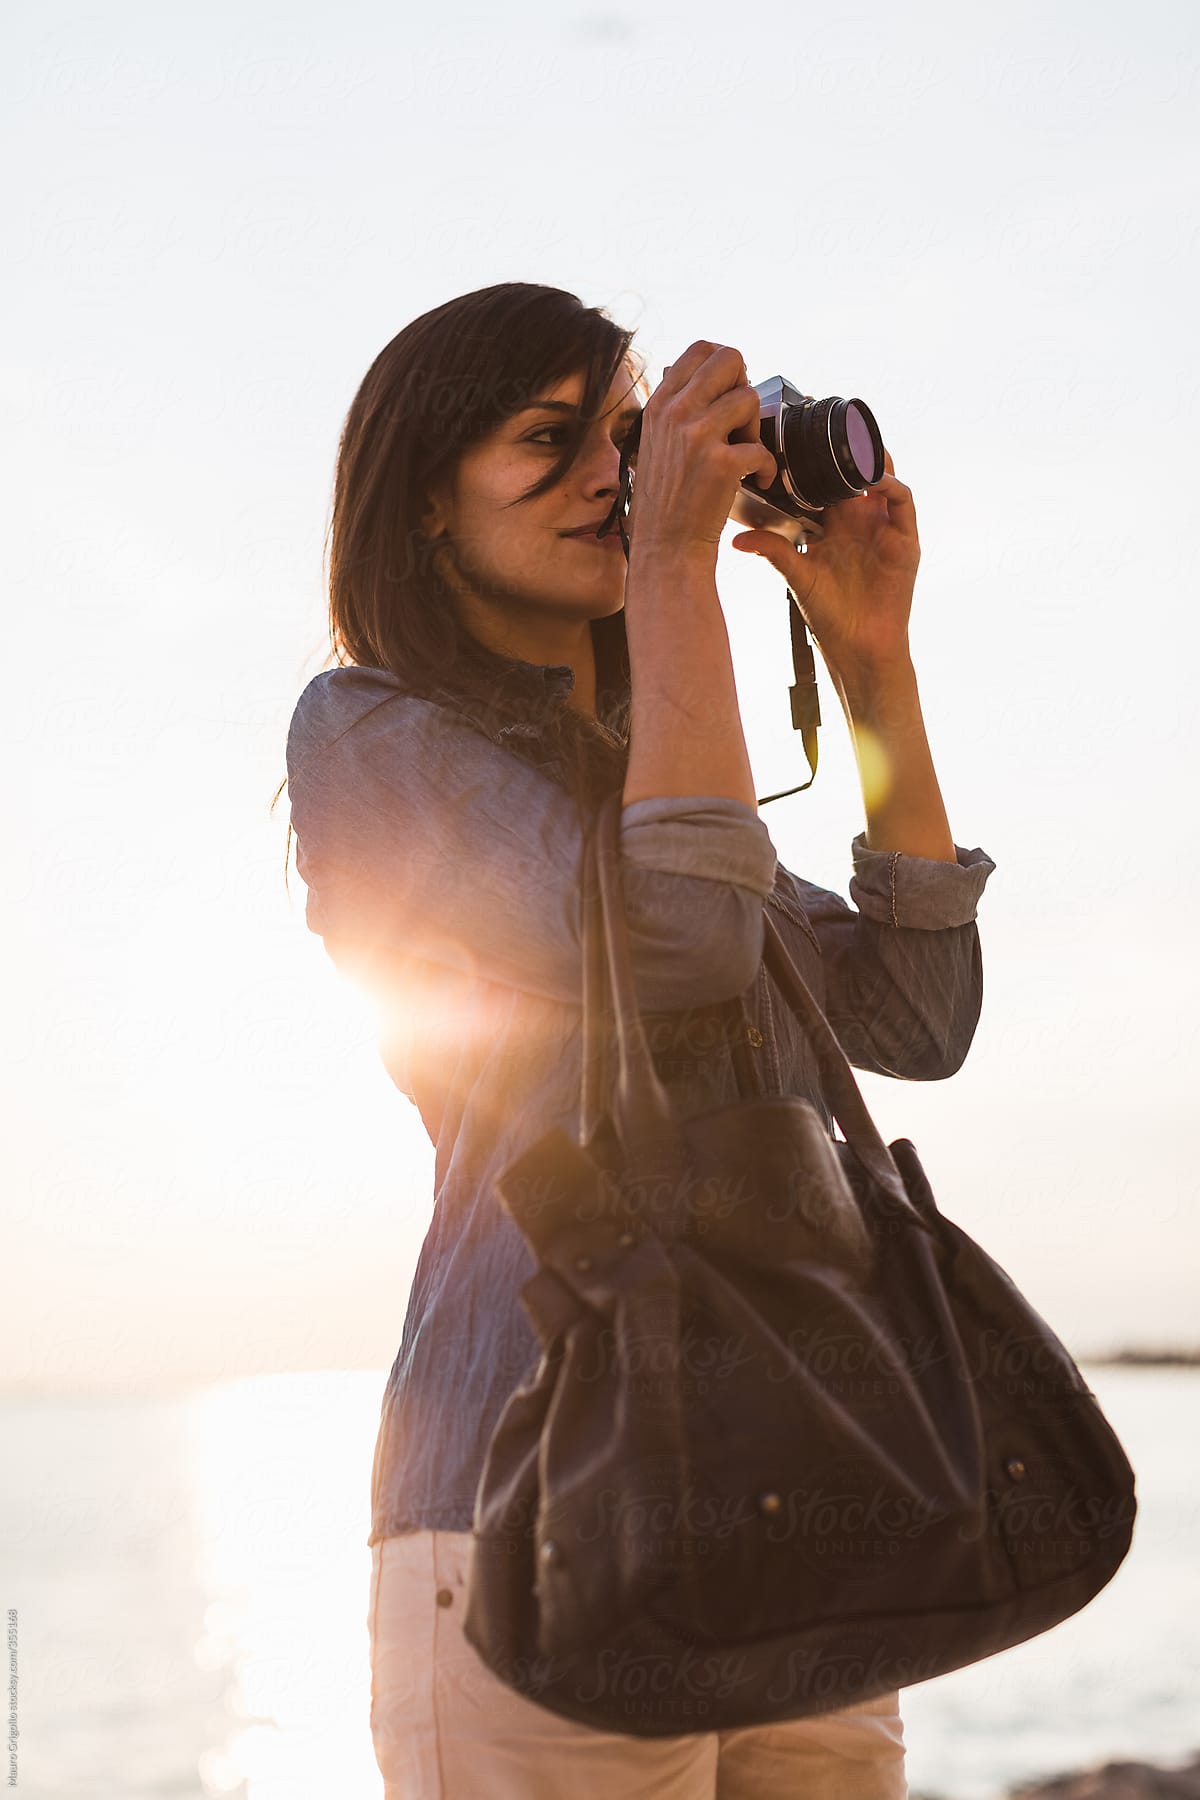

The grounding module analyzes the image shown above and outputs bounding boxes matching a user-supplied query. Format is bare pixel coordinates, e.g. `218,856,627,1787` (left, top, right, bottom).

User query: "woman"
282,282,996,1798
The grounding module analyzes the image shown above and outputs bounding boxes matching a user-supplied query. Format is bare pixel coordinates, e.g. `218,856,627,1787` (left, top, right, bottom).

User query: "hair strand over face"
272,283,648,879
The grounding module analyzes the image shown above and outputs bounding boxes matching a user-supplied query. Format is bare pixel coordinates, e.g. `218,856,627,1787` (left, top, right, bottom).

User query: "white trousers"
367,1529,909,1799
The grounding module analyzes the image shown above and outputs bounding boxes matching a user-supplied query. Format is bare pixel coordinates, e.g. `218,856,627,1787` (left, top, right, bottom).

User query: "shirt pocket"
765,869,822,953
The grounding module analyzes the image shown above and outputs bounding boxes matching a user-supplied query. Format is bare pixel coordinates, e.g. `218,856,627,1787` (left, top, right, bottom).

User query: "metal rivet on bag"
539,1539,564,1567
435,1587,454,1607
574,1254,592,1272
746,1026,763,1047
616,1231,635,1248
757,1491,782,1515
1004,1457,1028,1481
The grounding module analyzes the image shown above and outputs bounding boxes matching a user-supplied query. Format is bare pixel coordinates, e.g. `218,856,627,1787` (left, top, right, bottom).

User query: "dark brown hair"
272,283,649,870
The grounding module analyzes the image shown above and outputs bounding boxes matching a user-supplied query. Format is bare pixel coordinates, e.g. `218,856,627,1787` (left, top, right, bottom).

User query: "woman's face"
419,360,645,639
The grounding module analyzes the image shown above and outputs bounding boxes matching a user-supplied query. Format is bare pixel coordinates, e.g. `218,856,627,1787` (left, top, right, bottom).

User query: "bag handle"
580,788,920,1217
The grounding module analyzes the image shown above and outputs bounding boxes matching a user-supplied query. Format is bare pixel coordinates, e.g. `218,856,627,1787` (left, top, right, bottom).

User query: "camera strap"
755,587,820,806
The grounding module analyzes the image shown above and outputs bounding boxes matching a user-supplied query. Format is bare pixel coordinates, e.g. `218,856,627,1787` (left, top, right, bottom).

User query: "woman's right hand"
627,341,777,561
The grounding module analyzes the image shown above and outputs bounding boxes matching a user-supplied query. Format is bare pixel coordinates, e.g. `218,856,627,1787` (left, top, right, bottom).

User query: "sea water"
1,1365,1196,1799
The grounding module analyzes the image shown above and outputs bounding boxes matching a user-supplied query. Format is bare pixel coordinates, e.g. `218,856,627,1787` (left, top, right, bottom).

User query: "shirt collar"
475,655,576,747
508,657,576,693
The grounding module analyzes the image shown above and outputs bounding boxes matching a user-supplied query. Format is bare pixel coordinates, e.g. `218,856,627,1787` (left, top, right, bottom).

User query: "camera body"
727,375,886,549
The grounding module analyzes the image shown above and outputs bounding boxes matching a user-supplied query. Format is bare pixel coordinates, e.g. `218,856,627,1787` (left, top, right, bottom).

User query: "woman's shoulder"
284,664,579,855
290,663,438,736
286,664,483,772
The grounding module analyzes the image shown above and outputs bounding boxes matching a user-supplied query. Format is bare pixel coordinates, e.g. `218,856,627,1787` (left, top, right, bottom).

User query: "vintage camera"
726,375,886,548
605,375,885,554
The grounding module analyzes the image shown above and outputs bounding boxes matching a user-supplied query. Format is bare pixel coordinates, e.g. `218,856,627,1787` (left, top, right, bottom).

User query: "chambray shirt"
284,660,997,1546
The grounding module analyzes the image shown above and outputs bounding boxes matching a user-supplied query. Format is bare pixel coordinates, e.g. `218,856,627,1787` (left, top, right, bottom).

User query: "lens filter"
834,403,892,493
842,401,884,486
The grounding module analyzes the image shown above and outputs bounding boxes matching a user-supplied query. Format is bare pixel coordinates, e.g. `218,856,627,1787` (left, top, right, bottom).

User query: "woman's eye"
525,425,636,453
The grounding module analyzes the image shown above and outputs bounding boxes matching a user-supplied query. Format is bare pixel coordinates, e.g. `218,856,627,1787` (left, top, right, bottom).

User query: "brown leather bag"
461,788,1137,1738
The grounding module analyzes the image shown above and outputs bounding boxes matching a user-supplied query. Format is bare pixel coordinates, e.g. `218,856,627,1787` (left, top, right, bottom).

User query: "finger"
882,445,896,478
729,528,803,564
720,440,777,491
711,383,767,447
656,340,725,398
658,342,749,408
821,472,907,534
688,343,751,408
874,472,914,510
708,383,774,486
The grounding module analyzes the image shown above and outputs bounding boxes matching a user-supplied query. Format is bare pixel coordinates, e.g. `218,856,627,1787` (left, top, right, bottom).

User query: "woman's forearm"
829,654,958,863
621,546,758,812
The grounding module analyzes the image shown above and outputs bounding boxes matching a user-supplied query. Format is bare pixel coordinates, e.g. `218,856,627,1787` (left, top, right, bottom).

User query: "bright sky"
5,0,1196,1393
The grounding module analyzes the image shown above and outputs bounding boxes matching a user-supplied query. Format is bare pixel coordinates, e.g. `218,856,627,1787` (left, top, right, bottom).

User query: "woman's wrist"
829,652,958,863
625,538,719,583
622,550,756,809
826,644,918,724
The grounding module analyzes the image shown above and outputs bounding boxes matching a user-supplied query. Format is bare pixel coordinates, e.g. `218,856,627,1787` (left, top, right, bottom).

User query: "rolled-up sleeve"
848,832,997,930
284,671,778,1011
785,836,998,1080
617,796,778,1007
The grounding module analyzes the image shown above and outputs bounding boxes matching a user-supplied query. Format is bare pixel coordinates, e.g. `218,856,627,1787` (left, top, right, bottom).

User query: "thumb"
730,528,804,574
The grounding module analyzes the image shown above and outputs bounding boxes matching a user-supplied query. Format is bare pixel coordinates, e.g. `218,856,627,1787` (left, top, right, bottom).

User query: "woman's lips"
568,531,625,551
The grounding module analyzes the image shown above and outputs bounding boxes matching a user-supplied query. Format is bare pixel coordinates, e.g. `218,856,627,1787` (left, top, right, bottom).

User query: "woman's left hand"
730,447,920,680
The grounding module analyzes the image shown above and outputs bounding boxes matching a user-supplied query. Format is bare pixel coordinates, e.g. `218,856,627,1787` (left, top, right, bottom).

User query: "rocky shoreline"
915,1749,1200,1799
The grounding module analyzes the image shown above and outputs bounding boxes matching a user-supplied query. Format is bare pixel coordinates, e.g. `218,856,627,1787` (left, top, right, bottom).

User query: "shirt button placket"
755,964,783,1096
728,992,766,1098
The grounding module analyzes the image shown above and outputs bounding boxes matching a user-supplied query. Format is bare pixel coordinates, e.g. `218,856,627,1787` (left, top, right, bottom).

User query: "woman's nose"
582,437,626,498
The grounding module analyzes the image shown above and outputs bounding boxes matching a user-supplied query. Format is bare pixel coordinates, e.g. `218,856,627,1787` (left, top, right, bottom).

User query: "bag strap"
580,791,683,1164
580,788,919,1217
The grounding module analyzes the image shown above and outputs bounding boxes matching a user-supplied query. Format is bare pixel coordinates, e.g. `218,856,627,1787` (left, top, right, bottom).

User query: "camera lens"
781,395,884,506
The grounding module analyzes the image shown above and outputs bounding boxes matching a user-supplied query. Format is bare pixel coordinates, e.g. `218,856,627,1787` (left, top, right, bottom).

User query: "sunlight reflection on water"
184,1370,385,1799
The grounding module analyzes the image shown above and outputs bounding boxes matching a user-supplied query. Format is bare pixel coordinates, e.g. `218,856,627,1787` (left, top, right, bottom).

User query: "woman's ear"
419,471,455,543
419,494,446,543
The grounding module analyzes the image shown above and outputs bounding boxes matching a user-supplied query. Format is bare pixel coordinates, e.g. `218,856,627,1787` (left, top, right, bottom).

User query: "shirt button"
746,1026,763,1048
435,1587,454,1608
